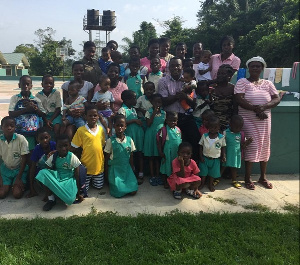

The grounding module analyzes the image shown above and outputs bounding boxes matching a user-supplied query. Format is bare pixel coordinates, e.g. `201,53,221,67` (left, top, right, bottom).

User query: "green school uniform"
143,108,166,156
127,75,143,98
159,126,182,176
108,136,138,198
223,128,242,168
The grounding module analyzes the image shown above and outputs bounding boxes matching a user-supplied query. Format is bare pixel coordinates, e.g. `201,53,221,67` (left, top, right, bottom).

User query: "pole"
63,56,65,82
89,30,92,41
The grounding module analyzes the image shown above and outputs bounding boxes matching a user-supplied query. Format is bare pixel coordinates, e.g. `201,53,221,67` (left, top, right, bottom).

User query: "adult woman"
234,56,280,190
94,63,128,113
210,36,241,80
140,38,166,74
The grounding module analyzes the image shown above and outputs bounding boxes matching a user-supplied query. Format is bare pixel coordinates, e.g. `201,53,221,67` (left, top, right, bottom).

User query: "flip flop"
186,189,202,199
258,179,273,189
232,181,242,189
213,179,220,186
245,182,255,190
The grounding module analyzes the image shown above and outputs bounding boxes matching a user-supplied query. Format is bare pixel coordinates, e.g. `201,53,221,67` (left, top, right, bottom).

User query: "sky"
0,0,201,56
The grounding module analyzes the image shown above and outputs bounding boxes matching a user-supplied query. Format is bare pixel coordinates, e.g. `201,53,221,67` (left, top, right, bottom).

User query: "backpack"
156,126,181,150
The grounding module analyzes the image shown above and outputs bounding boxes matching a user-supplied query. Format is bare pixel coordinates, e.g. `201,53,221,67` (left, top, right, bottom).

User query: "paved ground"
0,174,299,219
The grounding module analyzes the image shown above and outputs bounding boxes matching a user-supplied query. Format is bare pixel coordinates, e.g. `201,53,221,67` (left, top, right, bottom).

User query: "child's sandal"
213,179,220,186
173,190,182,200
149,177,158,186
232,181,242,189
186,189,202,199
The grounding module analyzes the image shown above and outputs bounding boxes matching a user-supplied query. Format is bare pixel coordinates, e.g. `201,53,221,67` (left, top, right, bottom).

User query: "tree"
13,44,39,64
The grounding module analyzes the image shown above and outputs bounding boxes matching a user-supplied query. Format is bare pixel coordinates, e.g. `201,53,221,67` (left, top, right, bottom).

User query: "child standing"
180,68,197,115
98,47,112,74
36,74,62,136
36,134,82,211
118,90,144,183
71,106,106,192
193,81,211,128
0,117,29,199
60,81,86,139
168,142,202,200
27,128,56,198
143,94,166,185
196,50,212,81
221,115,252,188
199,109,215,138
91,75,115,136
8,75,46,151
110,51,126,78
104,114,138,198
147,57,163,92
157,112,182,188
126,57,144,98
199,116,226,192
159,37,174,62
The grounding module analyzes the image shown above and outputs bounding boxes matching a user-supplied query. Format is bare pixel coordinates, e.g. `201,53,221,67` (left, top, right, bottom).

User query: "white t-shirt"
61,81,94,99
197,62,212,81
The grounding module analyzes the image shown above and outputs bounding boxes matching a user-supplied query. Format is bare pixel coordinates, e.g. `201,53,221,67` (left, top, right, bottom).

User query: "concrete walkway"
0,174,299,219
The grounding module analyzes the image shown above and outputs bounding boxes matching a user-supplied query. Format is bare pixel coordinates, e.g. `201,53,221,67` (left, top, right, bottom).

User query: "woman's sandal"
232,181,242,189
245,181,255,190
258,179,273,189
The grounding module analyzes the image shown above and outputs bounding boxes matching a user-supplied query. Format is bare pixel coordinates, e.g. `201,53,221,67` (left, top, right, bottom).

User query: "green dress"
223,128,242,168
108,136,138,198
122,104,144,152
36,152,80,205
143,108,166,156
160,126,182,176
127,75,143,98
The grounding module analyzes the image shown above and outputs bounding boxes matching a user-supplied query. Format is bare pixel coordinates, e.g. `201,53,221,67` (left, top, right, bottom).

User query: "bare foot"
208,184,215,192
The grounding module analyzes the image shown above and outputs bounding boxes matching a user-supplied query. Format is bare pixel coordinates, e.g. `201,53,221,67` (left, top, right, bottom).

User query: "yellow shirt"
71,125,105,175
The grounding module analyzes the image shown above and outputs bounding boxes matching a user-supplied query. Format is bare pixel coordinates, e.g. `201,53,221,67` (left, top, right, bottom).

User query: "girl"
221,115,253,188
159,37,174,62
143,94,166,185
126,57,144,98
62,61,94,103
148,57,163,92
60,81,86,140
118,90,144,183
104,114,138,198
199,109,215,137
91,75,115,136
157,112,182,188
35,134,82,211
168,142,202,200
27,128,56,198
36,74,62,136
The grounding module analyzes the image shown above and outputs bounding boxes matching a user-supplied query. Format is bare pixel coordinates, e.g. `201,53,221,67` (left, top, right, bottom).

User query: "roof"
0,52,30,67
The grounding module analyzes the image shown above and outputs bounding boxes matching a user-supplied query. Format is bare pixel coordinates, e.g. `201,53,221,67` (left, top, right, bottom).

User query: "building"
0,51,29,76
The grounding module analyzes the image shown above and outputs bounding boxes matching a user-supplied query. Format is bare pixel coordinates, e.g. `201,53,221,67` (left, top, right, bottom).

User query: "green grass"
0,212,299,265
242,203,271,212
282,203,300,214
212,197,238,205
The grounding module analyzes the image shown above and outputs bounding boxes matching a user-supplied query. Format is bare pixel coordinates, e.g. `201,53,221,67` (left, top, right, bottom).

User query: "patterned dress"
234,78,278,162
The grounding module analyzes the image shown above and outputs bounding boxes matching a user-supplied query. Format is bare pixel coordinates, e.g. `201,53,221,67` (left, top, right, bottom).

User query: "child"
183,58,194,71
196,50,212,81
181,68,197,115
147,57,163,92
0,116,29,199
126,57,144,98
193,81,211,128
159,37,174,62
106,40,118,52
199,115,226,192
157,112,182,188
104,114,138,198
60,81,86,140
175,42,187,61
91,75,115,136
110,50,125,78
98,47,112,74
27,127,56,198
221,115,252,188
192,42,203,65
8,75,46,151
199,109,215,138
36,134,82,211
135,81,155,128
118,90,144,183
143,94,166,185
168,142,202,199
36,74,62,136
71,106,106,192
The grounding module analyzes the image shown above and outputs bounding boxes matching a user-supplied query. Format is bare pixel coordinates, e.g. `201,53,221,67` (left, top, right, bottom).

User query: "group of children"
0,38,253,211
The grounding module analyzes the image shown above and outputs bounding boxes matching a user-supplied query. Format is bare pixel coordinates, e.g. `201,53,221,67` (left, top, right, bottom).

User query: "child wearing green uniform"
104,114,138,198
157,112,182,188
126,57,144,98
118,90,144,183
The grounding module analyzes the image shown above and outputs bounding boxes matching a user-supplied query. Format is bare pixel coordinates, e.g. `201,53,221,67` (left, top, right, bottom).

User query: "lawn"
0,211,299,265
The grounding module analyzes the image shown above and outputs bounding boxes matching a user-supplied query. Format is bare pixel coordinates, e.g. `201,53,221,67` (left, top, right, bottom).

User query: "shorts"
98,109,113,118
0,163,29,186
199,156,221,178
66,116,86,128
85,172,104,190
47,112,62,125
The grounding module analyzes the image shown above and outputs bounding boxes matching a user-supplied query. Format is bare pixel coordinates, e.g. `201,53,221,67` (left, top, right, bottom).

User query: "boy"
98,47,112,74
148,56,163,92
197,50,212,81
0,116,29,199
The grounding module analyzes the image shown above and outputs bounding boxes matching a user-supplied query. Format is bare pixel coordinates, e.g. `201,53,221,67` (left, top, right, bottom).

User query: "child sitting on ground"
36,134,83,211
199,115,226,192
181,68,197,115
71,106,106,192
27,127,56,198
98,47,112,74
0,116,29,199
147,56,163,92
126,57,144,98
104,114,138,198
196,50,212,81
91,75,115,136
168,142,202,200
60,81,86,139
36,74,62,136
